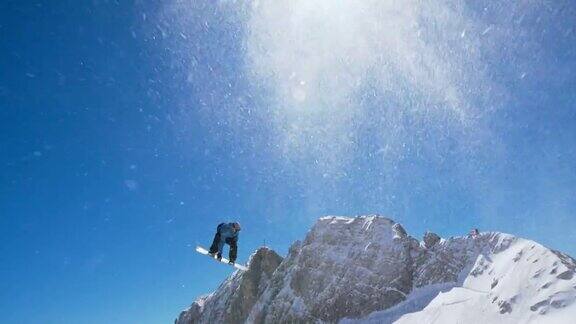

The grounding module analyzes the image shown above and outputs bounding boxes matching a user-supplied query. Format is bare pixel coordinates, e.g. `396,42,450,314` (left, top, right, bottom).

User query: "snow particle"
124,179,139,191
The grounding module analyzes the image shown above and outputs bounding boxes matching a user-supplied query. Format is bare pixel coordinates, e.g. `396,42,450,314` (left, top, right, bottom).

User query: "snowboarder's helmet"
232,222,241,231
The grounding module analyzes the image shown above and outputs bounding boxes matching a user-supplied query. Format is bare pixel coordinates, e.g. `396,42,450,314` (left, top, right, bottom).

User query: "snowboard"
195,246,248,271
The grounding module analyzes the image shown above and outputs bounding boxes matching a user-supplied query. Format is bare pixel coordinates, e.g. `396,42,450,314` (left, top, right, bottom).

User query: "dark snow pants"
208,224,238,263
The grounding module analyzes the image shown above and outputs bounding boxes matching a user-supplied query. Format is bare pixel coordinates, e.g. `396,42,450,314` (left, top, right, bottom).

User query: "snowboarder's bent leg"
226,237,237,263
209,223,226,256
209,232,221,255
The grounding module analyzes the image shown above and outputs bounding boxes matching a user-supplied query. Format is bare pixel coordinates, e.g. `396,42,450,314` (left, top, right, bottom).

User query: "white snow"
342,283,457,324
394,237,576,324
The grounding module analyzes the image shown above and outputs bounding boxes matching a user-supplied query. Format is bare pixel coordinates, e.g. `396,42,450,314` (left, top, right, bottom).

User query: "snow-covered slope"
395,235,576,323
176,215,576,324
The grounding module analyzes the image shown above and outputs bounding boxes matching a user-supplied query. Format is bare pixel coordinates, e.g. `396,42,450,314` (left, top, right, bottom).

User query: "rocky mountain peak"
247,215,416,322
422,231,441,249
177,215,576,324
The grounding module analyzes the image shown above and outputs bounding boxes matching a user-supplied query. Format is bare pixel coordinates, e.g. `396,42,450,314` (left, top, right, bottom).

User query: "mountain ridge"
176,215,576,323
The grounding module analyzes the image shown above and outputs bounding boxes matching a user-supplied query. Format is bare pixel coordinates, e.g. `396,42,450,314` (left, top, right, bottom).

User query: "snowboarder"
208,222,241,265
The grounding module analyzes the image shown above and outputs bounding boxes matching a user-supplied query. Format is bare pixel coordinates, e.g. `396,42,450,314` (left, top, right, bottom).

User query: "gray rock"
248,216,414,323
176,247,283,324
423,231,441,249
392,222,408,238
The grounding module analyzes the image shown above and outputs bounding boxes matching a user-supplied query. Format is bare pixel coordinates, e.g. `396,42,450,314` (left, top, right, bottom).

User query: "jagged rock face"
247,216,417,323
176,247,283,324
177,215,576,324
412,233,515,287
422,231,440,249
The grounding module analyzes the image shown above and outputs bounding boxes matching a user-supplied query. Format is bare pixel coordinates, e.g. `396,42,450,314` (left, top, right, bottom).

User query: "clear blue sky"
1,1,575,323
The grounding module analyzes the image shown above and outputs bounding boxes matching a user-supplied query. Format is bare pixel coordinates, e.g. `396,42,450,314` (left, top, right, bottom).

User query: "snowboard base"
195,246,248,271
